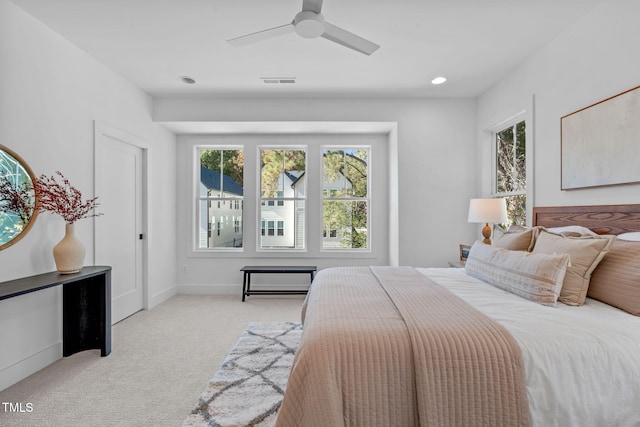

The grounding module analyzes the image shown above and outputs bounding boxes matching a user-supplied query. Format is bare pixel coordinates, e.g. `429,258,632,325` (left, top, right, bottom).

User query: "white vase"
53,223,85,274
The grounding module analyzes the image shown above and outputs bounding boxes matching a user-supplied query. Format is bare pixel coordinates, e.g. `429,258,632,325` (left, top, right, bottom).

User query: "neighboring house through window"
259,148,306,249
198,147,244,249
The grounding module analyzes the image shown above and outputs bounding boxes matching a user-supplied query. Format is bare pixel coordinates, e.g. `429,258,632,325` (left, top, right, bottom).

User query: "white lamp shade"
468,198,509,224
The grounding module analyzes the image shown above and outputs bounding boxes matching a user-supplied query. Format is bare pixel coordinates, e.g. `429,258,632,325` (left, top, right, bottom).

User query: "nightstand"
448,261,466,268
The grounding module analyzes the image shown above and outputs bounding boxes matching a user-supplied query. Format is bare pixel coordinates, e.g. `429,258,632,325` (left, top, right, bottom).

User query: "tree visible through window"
323,148,369,249
495,120,526,225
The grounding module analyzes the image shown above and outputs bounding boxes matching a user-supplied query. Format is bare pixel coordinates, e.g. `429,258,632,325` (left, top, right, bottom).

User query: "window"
259,148,306,249
198,148,244,249
494,120,526,225
192,137,384,257
322,148,369,249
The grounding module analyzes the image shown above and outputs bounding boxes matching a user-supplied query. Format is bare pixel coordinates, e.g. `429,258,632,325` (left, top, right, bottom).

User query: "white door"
95,128,144,324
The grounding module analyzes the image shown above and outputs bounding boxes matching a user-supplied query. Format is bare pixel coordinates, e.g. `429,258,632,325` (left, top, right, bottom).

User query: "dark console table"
241,265,317,301
0,266,112,357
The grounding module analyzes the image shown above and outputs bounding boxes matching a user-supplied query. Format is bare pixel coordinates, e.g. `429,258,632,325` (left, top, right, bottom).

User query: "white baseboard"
148,285,178,309
0,342,62,392
178,284,240,295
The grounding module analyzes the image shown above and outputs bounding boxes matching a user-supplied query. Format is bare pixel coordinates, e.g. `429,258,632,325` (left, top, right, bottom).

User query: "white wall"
477,0,640,207
156,96,478,292
0,0,177,390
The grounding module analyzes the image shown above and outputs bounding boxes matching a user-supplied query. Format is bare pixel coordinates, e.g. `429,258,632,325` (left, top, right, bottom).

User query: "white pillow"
465,241,570,306
618,232,640,241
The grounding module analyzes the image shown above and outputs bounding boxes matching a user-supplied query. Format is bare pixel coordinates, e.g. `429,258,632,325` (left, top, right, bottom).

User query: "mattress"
418,267,640,427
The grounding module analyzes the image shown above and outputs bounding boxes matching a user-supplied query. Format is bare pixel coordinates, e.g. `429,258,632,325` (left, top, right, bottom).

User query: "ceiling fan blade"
302,0,323,13
321,22,380,55
227,23,295,46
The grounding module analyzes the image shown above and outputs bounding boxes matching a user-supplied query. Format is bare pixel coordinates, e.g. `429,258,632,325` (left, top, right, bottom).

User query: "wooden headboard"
532,204,640,235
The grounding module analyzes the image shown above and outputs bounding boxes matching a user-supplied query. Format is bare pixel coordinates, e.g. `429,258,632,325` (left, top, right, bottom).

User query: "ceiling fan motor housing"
294,11,325,38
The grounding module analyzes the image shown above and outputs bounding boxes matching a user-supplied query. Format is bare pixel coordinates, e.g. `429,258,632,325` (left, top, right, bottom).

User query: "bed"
276,204,640,427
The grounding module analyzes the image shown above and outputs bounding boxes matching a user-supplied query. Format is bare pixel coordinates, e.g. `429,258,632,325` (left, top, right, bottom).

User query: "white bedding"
418,267,640,427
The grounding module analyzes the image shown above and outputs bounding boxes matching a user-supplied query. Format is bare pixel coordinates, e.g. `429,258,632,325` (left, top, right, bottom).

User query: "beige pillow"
588,240,640,316
493,225,537,251
465,241,570,306
546,225,598,237
532,230,615,306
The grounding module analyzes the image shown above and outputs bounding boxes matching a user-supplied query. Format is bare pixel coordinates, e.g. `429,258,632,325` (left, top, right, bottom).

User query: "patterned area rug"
183,322,302,427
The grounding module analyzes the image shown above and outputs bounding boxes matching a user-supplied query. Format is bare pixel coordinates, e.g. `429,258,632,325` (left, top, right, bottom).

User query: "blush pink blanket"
276,266,530,427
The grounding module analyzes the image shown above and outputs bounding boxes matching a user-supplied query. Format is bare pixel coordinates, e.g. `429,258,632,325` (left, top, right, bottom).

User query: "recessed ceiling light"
431,76,447,85
179,76,196,84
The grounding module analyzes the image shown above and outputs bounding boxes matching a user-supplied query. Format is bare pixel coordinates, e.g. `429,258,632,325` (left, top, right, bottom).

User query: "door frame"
93,121,150,312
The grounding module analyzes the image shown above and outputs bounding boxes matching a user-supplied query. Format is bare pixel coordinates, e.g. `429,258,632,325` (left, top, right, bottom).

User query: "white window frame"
194,145,244,252
187,134,388,260
486,108,533,226
321,145,371,252
492,118,525,193
257,145,307,252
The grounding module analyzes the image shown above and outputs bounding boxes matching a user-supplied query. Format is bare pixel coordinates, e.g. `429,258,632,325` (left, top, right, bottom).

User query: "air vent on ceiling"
261,77,296,84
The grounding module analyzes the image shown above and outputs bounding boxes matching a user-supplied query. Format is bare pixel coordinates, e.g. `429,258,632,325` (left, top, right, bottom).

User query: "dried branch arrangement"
34,171,102,224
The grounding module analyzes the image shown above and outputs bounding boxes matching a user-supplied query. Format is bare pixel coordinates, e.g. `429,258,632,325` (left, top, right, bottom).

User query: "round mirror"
0,145,39,250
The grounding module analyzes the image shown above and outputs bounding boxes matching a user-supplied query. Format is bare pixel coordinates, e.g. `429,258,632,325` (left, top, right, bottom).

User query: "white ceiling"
10,0,605,98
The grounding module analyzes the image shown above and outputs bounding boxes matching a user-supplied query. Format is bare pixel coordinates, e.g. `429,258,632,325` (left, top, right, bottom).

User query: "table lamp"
468,198,509,244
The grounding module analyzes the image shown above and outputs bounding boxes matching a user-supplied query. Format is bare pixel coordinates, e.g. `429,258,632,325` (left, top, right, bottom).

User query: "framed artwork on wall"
561,84,640,190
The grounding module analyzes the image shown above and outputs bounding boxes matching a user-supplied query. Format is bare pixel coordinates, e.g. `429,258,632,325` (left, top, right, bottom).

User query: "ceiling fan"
227,0,380,55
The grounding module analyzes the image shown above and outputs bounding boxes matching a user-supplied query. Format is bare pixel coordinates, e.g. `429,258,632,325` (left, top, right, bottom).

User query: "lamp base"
482,223,492,245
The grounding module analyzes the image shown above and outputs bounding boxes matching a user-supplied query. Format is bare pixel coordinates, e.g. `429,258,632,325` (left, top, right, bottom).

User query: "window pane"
494,120,526,224
261,149,306,197
345,149,369,197
260,201,305,249
505,195,526,226
198,148,244,250
261,149,284,197
495,121,525,194
323,201,368,249
259,148,305,249
200,149,244,197
496,126,514,193
199,201,242,248
323,150,345,195
323,149,369,198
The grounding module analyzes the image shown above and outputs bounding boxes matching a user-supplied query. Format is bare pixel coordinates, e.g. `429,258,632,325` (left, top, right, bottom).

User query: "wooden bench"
240,265,317,301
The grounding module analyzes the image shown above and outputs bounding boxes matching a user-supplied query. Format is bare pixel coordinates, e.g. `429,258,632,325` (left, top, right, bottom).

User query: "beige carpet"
0,294,304,427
